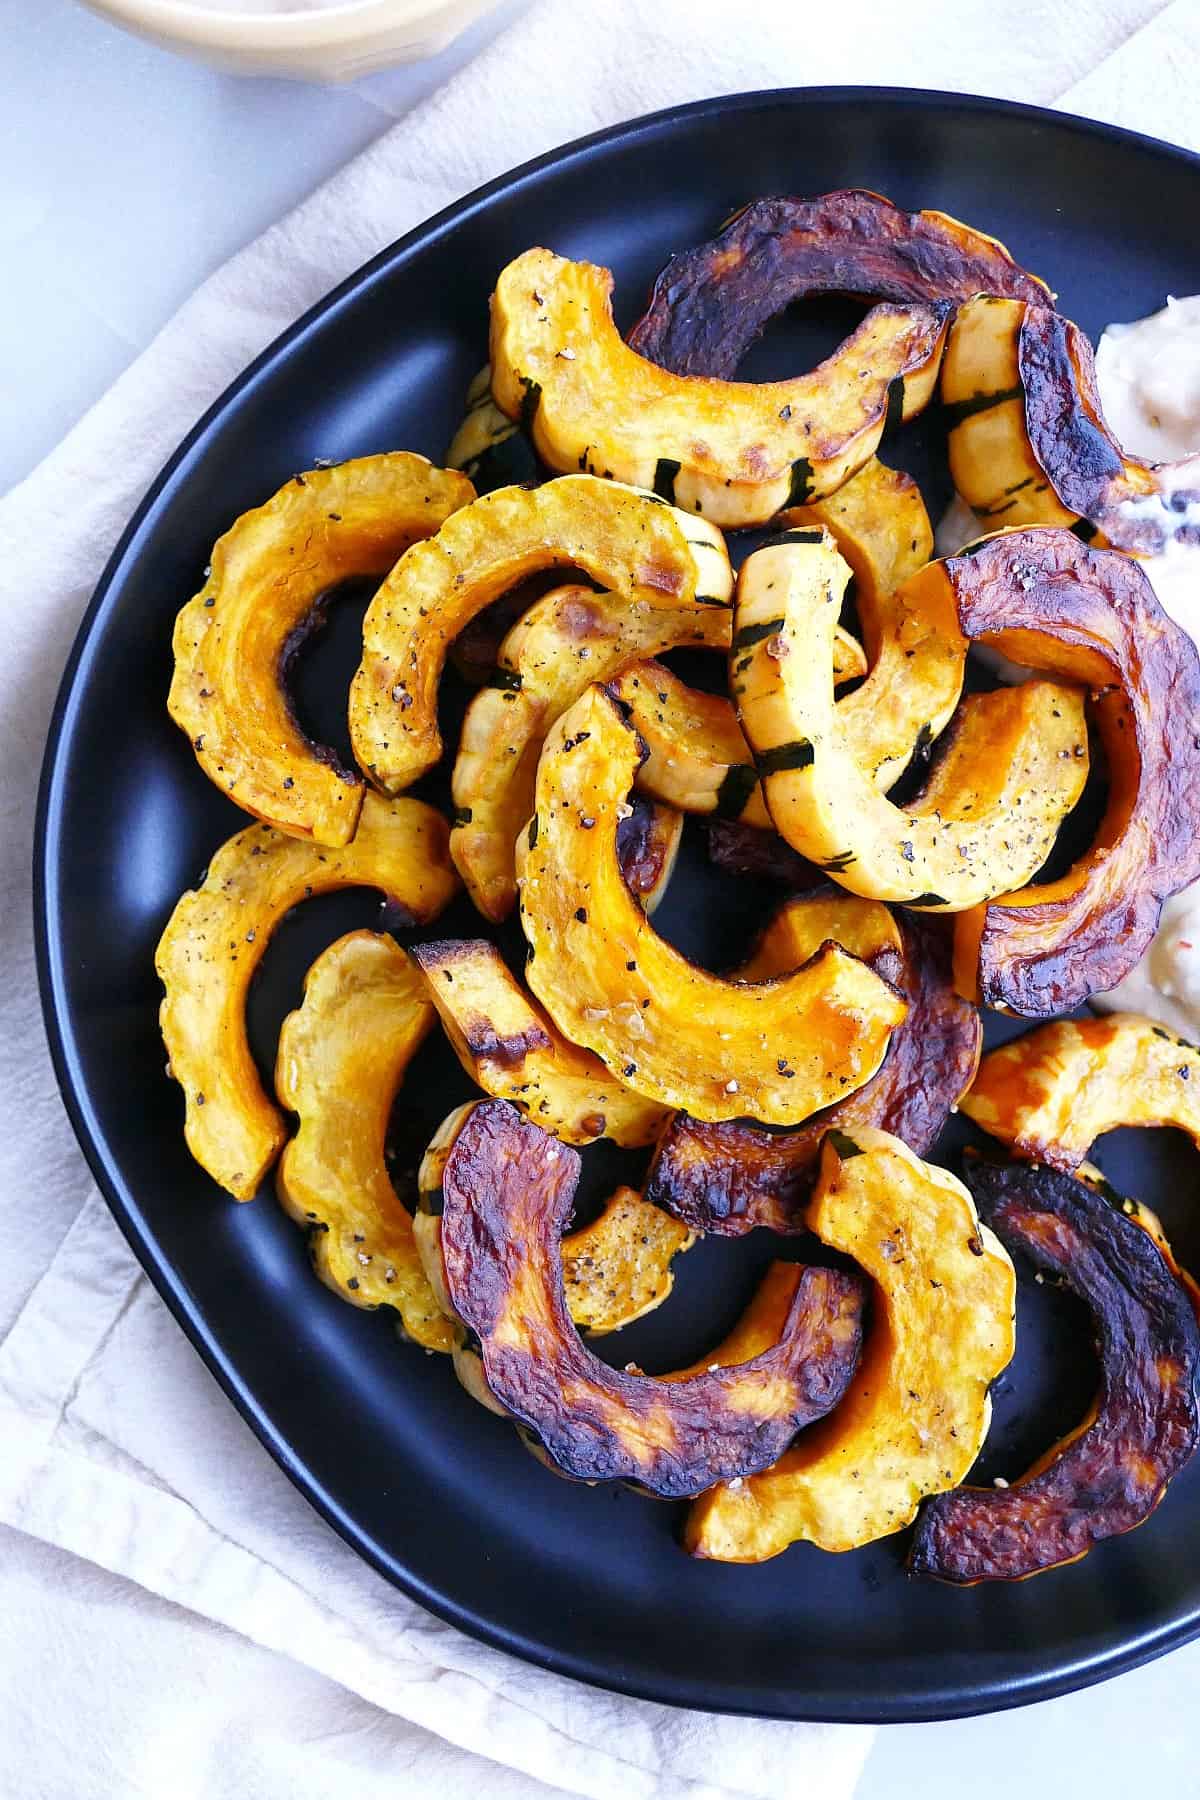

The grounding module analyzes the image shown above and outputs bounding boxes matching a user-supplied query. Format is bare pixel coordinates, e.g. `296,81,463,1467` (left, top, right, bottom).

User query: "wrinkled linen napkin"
2,1,1197,1794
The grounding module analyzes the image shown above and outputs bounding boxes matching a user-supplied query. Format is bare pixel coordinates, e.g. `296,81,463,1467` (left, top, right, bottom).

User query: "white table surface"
5,3,1200,1794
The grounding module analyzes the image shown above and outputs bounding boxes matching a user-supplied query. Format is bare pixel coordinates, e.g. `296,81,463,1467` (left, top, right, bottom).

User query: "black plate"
35,89,1200,1722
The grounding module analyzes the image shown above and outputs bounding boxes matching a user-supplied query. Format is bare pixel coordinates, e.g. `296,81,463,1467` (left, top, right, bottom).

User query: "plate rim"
32,84,1200,1724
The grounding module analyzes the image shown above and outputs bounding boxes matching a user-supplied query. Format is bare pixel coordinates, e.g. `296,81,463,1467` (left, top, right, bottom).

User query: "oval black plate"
36,89,1200,1722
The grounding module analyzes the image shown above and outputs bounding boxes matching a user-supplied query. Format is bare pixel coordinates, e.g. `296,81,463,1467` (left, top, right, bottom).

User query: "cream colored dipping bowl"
76,0,500,80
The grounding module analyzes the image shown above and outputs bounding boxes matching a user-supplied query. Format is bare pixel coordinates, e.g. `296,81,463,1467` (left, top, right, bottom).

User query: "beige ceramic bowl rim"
86,0,469,46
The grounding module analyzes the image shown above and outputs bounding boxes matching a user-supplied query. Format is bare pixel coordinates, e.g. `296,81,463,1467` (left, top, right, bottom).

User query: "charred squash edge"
628,190,1051,378
432,1098,867,1496
909,1156,1200,1584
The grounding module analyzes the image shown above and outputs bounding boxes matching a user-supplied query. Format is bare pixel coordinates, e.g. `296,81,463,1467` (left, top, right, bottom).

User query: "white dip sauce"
936,295,1200,1037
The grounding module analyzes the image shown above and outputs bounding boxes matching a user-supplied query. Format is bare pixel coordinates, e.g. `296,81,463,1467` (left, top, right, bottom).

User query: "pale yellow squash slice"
156,792,457,1199
275,931,453,1350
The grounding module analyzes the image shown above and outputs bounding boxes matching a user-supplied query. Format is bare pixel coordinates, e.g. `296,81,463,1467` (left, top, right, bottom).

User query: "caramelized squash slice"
628,190,1051,377
490,248,950,528
451,581,732,921
432,1100,866,1495
274,932,452,1349
416,1102,693,1336
409,937,669,1147
350,474,731,793
910,1158,1200,1582
687,1129,1015,1558
962,1014,1200,1171
932,530,1200,1012
734,532,1089,909
944,297,1200,554
156,793,457,1199
648,899,980,1235
516,684,907,1123
169,455,474,845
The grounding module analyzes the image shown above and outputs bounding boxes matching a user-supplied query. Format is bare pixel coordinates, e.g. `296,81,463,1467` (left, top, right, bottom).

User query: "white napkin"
2,2,1196,1795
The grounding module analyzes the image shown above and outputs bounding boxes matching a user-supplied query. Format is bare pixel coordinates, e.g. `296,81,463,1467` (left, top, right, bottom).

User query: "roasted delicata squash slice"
409,937,670,1147
687,1129,1015,1559
156,793,457,1199
489,248,951,528
628,190,1051,377
170,455,474,846
451,581,733,920
931,530,1200,1012
446,364,542,493
274,932,453,1350
614,658,771,827
516,684,907,1123
429,1100,866,1495
416,1102,692,1335
910,1158,1200,1583
648,900,980,1235
734,532,1090,910
350,475,731,793
944,297,1200,554
620,465,960,824
962,1014,1200,1172
779,460,965,791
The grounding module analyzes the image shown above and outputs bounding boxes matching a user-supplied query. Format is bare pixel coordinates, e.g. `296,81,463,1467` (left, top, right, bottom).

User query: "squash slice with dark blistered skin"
516,684,907,1124
910,1158,1200,1583
350,475,731,794
944,297,1200,554
274,932,453,1350
433,1100,867,1495
687,1129,1015,1559
647,900,980,1235
927,530,1200,1012
156,793,458,1200
734,533,1090,909
450,582,733,921
490,249,951,529
961,1014,1200,1172
628,190,1051,378
409,937,670,1148
615,796,683,914
415,1102,692,1335
169,455,474,846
